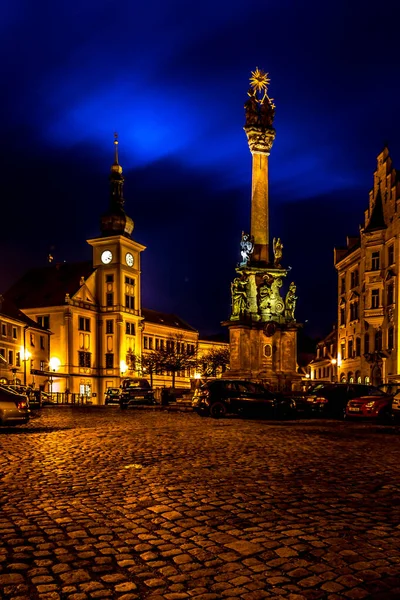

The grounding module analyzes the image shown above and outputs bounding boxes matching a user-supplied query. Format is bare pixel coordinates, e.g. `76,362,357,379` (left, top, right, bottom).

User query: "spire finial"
114,132,119,164
111,132,122,174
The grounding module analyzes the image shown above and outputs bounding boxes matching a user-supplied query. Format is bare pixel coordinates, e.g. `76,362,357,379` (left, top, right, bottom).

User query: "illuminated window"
125,294,135,310
371,251,380,271
106,293,113,307
364,333,369,354
341,342,346,360
388,327,394,350
371,289,379,308
78,351,91,368
387,283,394,305
78,317,90,331
375,330,382,352
388,245,394,266
16,352,20,367
340,276,346,294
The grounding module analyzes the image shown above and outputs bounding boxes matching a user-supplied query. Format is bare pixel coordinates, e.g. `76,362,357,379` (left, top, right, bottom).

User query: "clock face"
101,250,113,264
125,252,134,267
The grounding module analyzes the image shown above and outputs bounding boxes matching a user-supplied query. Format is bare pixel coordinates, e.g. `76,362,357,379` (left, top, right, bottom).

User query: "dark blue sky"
1,0,400,338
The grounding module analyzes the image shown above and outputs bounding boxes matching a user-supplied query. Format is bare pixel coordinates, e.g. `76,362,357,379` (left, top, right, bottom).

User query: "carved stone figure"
273,237,283,267
285,282,297,321
270,277,285,314
259,97,275,128
231,276,248,317
244,89,259,126
258,278,272,311
240,231,254,265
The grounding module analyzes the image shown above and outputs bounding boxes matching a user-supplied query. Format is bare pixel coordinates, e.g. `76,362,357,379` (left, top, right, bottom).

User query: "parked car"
298,383,382,418
192,379,296,419
0,385,30,426
391,391,400,420
119,378,155,408
104,387,121,405
345,388,392,421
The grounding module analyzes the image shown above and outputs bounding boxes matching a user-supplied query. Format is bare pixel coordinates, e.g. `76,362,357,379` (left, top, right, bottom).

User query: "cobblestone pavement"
0,407,399,600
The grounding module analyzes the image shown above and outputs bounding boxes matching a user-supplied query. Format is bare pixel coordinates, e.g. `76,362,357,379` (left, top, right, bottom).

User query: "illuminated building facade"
0,295,50,388
334,147,400,385
6,137,227,402
308,327,338,382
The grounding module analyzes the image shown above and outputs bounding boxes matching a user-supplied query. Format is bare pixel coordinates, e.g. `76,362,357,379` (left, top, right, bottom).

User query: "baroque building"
334,146,400,385
6,136,227,402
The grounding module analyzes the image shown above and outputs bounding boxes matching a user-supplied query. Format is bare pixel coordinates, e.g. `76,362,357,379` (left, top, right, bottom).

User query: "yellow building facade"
334,147,400,385
0,296,50,389
6,139,228,403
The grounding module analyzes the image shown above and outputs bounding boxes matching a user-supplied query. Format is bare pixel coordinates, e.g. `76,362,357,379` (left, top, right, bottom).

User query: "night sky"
1,0,400,339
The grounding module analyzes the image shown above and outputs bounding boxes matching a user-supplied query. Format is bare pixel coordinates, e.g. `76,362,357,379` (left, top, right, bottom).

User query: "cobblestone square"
0,407,399,599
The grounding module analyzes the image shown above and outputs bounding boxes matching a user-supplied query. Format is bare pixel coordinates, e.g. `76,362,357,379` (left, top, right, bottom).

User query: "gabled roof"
0,296,46,329
6,261,95,309
365,187,387,232
142,308,197,333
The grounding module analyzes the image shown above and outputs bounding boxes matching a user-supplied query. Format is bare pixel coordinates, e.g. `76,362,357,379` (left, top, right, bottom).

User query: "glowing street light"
49,357,61,396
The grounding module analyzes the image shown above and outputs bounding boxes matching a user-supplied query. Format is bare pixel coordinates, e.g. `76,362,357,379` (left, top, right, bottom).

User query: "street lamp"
49,357,61,397
20,346,31,386
331,358,337,382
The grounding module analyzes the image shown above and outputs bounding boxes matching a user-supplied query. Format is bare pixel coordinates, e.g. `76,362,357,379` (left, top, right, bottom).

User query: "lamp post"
21,346,31,387
49,357,61,398
331,358,337,382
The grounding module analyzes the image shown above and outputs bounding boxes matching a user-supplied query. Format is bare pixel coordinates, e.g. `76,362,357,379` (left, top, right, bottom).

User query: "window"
160,339,164,350
341,342,346,360
125,276,135,286
126,322,135,335
105,353,114,369
78,351,91,368
350,270,359,288
40,360,45,371
388,245,394,266
106,274,114,283
40,336,45,350
350,302,359,321
30,333,35,347
364,333,369,354
388,327,394,350
155,338,159,350
1,324,5,336
12,327,17,339
340,276,346,294
106,320,114,334
149,337,153,350
340,307,346,326
355,337,361,357
8,350,13,365
348,340,353,359
371,251,380,271
371,289,379,309
16,352,20,367
78,317,91,331
387,283,394,305
125,294,135,310
375,330,382,352
106,293,114,307
37,316,50,329
0,348,4,358
144,336,148,349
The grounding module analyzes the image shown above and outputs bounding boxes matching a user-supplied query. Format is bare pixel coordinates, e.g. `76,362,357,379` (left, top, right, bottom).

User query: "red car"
345,388,392,421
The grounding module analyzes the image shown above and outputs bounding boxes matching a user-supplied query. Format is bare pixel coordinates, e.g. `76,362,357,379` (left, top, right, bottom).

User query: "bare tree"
199,347,230,378
160,334,197,388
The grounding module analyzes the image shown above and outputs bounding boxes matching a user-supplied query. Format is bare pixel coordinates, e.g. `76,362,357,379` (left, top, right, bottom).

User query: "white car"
0,385,30,426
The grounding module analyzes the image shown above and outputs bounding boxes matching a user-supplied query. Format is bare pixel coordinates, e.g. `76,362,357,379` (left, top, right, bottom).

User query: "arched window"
365,376,370,385
348,372,354,383
355,370,361,384
340,374,346,383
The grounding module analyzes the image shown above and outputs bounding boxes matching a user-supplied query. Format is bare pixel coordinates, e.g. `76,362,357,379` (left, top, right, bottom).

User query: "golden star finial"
249,68,270,94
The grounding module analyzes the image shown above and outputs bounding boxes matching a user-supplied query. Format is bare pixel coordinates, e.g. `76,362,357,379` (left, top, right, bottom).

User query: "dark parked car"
192,379,295,419
119,378,155,408
299,383,382,418
104,387,121,405
0,385,30,426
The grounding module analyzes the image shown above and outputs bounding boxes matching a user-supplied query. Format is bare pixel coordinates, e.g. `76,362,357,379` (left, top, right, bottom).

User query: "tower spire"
100,135,134,238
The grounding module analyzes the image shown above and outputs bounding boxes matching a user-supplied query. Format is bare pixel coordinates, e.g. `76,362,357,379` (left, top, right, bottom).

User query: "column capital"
244,126,276,155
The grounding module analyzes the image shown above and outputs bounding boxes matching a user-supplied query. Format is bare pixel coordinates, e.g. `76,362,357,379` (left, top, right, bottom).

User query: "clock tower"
87,135,146,399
